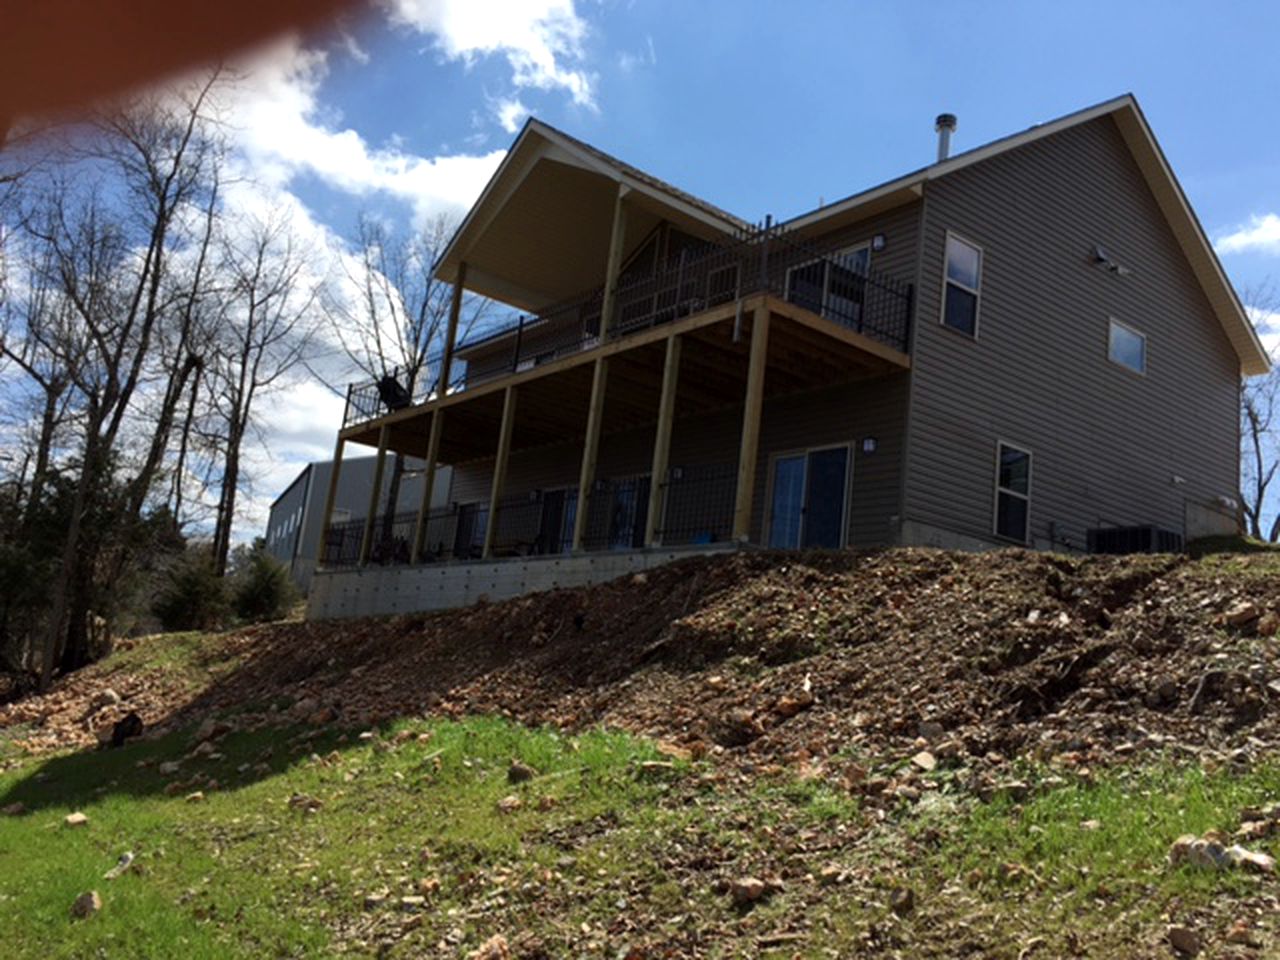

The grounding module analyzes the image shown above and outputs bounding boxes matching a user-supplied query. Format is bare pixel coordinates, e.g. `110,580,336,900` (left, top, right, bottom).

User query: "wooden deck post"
572,356,609,551
481,385,518,560
359,423,391,566
437,261,468,398
732,305,770,541
410,410,445,563
316,436,345,565
599,185,629,338
644,334,682,547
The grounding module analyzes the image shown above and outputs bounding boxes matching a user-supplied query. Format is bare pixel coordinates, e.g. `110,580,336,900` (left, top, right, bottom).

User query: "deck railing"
341,223,914,430
321,462,738,568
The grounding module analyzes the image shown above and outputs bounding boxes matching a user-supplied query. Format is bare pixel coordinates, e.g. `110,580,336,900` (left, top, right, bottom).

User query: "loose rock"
1167,925,1200,956
468,934,511,959
507,760,537,784
70,890,102,919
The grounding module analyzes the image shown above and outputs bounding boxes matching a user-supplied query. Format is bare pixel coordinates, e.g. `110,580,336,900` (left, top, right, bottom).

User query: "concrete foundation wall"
307,544,738,620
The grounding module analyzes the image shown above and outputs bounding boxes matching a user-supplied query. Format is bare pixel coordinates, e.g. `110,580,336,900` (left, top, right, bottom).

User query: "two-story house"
309,94,1269,619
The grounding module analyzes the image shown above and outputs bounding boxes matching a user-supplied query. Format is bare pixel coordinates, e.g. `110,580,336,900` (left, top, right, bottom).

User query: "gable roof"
783,94,1269,375
433,118,747,304
437,97,1267,375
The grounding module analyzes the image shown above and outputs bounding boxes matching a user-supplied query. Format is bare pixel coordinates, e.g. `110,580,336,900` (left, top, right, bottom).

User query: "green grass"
882,761,1280,955
0,716,688,959
5,709,1280,957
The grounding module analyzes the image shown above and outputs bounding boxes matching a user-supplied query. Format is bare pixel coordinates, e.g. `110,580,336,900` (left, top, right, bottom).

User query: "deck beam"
599,185,629,338
437,260,468,399
411,411,444,562
644,334,682,546
316,436,345,566
572,357,609,551
481,385,518,560
732,305,770,541
359,423,391,566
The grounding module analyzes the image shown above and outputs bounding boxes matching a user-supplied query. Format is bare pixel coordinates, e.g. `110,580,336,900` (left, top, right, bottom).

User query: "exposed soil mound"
6,548,1280,784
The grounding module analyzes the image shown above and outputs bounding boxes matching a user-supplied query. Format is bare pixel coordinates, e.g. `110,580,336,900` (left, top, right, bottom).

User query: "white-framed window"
941,231,982,337
1108,319,1146,374
993,441,1031,543
785,243,871,325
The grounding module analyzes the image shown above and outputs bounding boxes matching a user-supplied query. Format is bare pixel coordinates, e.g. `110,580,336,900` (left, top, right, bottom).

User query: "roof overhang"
784,95,1270,376
434,120,747,313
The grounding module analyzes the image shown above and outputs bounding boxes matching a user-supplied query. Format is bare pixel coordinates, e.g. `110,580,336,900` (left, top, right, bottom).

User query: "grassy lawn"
0,716,694,958
3,717,1279,957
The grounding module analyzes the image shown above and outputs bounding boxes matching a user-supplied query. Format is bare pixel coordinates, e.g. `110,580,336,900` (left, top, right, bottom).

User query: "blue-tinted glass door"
800,447,849,548
769,454,806,548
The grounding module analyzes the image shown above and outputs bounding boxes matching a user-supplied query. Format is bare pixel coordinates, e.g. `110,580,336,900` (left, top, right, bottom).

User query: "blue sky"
273,1,1280,282
206,0,1280,526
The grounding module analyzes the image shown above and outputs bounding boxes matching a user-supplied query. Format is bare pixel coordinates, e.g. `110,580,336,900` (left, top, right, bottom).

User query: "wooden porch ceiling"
341,294,909,463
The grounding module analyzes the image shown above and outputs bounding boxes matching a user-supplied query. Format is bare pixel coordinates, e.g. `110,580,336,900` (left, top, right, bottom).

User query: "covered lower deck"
317,292,910,594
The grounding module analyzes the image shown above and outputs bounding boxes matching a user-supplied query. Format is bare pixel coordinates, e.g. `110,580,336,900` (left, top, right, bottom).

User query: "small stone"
818,864,844,886
91,689,122,710
104,852,135,880
1257,612,1280,637
185,791,205,804
1225,919,1257,946
363,892,388,911
496,795,522,814
158,761,181,776
399,895,427,911
64,812,89,828
730,876,767,905
918,720,945,742
1227,844,1275,873
1080,819,1102,831
910,751,937,772
1224,602,1261,628
656,741,692,761
2,802,26,816
418,876,440,896
775,691,814,718
507,760,537,784
468,934,511,959
997,780,1031,801
70,890,102,919
1167,925,1200,956
889,886,915,915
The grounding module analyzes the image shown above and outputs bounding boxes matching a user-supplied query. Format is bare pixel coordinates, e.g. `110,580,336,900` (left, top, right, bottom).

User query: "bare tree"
1242,283,1280,542
18,75,225,683
207,208,319,575
322,213,491,540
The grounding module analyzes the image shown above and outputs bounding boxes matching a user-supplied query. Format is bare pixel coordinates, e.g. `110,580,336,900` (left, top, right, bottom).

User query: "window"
1108,319,1146,374
941,233,982,336
994,442,1031,542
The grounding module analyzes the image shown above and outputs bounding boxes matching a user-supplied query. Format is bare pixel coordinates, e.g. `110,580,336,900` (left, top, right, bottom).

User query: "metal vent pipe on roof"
935,113,957,162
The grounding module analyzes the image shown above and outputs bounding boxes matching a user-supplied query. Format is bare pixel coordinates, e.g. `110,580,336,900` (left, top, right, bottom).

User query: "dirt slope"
6,548,1280,790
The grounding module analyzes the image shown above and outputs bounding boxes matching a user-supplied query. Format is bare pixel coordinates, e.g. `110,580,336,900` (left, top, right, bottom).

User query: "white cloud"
618,35,656,73
1216,213,1280,256
1248,304,1280,360
385,0,595,107
494,96,529,133
218,36,506,227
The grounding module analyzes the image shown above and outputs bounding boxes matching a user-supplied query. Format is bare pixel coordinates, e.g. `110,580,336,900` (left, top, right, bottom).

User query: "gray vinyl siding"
799,201,921,289
903,114,1240,550
448,373,909,547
